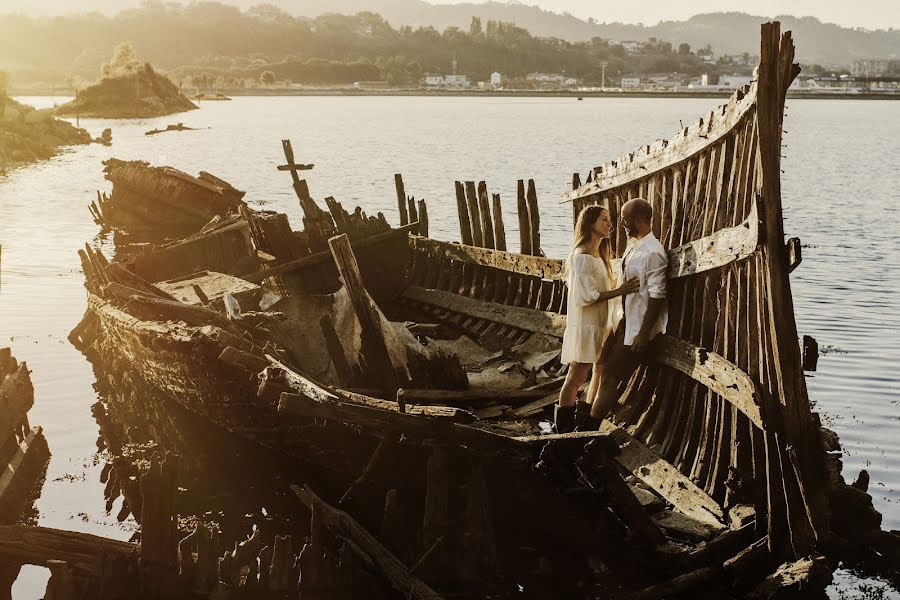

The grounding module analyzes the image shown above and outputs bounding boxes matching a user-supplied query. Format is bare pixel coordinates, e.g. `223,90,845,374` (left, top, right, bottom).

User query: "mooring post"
328,234,400,396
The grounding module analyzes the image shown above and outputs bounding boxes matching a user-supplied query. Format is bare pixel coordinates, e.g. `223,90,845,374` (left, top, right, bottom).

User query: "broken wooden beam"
292,485,444,600
653,335,764,429
243,222,419,283
402,286,565,338
600,421,725,527
329,233,402,396
0,526,137,576
409,236,564,280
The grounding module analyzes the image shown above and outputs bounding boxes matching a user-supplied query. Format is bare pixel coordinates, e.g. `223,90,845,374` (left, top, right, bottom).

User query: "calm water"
1,96,898,598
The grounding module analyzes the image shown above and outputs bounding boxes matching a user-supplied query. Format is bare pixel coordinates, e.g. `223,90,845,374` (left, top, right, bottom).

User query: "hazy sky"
433,0,900,30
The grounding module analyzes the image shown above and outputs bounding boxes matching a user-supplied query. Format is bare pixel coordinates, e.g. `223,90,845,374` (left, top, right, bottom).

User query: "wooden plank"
338,391,476,423
292,485,444,600
654,335,764,430
279,393,529,458
600,421,725,527
243,222,418,283
652,509,724,543
561,86,757,202
409,236,564,280
402,286,566,338
667,201,758,279
391,388,551,405
0,427,47,505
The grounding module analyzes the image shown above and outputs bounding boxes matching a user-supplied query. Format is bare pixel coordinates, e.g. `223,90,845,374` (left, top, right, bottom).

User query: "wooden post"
491,193,506,251
328,234,401,396
572,173,582,223
281,139,330,246
476,182,495,249
517,179,531,255
417,199,429,238
526,179,541,256
464,181,483,247
394,174,409,226
407,196,419,228
454,181,473,245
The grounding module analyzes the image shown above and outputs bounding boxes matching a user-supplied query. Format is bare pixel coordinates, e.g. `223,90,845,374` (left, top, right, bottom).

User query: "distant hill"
2,1,898,66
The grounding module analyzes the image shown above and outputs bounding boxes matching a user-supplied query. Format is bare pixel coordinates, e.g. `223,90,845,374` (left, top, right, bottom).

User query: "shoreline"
12,87,900,101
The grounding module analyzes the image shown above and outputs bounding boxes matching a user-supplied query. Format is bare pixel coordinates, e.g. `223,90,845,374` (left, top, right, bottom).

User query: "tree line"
0,2,746,88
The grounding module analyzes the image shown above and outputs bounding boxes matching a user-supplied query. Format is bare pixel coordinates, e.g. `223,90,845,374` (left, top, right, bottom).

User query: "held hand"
617,277,640,296
631,330,651,352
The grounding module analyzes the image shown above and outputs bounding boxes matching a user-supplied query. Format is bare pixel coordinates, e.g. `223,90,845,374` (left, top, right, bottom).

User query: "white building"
443,74,470,88
719,75,753,89
424,75,444,86
490,72,502,88
615,40,642,54
621,77,641,89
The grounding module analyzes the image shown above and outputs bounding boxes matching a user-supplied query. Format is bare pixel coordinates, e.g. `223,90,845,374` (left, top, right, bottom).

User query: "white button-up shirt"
620,232,668,346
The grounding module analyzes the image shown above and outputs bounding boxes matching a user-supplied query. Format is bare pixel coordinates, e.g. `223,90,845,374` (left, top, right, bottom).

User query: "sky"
431,0,900,30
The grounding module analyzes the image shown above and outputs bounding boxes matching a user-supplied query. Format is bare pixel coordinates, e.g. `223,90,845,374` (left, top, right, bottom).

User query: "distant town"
196,54,900,96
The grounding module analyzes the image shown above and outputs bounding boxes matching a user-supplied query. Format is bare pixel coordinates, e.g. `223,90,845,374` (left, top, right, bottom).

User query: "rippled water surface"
1,95,898,598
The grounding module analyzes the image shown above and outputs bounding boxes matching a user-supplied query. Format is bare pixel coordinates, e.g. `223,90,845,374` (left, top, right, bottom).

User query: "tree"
678,43,691,55
259,70,276,86
101,41,142,79
469,16,482,37
0,69,9,97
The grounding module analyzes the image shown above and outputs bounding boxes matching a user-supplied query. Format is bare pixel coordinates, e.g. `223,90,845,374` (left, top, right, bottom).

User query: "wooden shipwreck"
40,21,899,599
0,348,49,521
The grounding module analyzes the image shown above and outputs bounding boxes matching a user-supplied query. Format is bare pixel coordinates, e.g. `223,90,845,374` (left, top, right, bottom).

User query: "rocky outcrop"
54,64,197,119
0,96,92,170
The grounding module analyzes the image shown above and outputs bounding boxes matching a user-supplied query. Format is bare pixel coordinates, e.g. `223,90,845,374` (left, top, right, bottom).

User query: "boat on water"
39,22,900,599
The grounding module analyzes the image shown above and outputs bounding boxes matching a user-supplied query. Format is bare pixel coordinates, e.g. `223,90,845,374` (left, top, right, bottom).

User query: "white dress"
560,252,617,364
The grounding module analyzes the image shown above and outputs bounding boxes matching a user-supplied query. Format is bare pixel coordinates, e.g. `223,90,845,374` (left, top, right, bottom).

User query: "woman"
554,205,638,433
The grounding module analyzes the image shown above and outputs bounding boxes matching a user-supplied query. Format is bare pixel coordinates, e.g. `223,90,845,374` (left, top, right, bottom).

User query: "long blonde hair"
570,204,613,281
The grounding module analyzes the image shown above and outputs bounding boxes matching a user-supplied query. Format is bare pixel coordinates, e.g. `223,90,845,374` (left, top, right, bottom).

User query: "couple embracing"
554,198,669,433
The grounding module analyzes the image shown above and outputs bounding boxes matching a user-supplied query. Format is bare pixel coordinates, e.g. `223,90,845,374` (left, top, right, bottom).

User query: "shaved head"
621,197,653,238
622,198,652,222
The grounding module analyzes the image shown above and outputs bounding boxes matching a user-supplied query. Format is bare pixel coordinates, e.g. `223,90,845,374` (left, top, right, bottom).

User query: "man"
584,197,668,428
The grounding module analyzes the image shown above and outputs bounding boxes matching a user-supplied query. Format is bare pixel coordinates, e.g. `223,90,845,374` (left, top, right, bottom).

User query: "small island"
0,93,93,170
54,43,197,119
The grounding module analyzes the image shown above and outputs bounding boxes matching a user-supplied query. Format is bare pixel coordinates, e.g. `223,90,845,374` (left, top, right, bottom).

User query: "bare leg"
590,375,621,420
585,361,603,408
558,362,592,408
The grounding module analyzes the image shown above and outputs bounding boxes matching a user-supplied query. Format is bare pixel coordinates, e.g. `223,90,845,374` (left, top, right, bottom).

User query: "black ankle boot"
574,402,593,431
575,414,604,432
553,405,576,434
